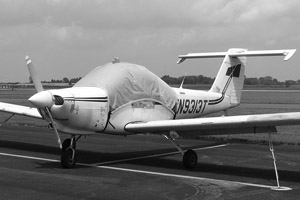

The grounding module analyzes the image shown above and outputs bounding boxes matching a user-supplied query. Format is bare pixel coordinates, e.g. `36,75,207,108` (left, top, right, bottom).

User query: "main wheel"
62,138,72,152
61,148,76,168
183,150,198,169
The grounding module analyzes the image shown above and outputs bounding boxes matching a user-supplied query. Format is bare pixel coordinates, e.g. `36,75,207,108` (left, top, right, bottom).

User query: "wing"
125,112,300,136
0,102,42,119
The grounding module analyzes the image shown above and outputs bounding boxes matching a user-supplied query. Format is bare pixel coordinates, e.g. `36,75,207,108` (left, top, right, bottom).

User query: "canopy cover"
75,62,177,111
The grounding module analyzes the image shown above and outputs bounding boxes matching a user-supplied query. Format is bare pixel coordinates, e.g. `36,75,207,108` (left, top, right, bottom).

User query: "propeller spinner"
28,91,53,109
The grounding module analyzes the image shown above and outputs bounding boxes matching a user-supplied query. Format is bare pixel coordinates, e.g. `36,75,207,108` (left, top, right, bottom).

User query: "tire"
183,150,198,169
62,138,72,152
61,148,76,168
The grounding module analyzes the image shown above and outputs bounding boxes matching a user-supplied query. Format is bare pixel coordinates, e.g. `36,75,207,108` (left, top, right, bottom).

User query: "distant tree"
161,75,214,85
51,79,62,83
244,77,259,85
69,77,82,84
272,78,279,85
161,75,180,84
63,77,70,83
285,80,296,88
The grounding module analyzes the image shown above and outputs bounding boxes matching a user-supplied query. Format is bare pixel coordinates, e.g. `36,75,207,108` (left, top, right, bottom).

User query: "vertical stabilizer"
209,49,246,107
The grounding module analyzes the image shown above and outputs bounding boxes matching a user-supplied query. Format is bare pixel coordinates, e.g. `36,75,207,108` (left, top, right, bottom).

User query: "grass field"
1,88,300,145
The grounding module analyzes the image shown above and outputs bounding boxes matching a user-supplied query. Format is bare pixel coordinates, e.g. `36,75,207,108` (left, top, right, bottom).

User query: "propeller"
26,56,62,149
45,106,62,149
28,90,62,149
26,56,44,92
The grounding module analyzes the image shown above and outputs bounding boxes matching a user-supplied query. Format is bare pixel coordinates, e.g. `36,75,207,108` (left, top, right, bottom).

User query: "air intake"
54,95,64,105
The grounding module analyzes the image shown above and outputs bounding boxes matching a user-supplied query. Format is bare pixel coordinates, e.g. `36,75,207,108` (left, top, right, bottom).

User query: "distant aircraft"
0,48,298,190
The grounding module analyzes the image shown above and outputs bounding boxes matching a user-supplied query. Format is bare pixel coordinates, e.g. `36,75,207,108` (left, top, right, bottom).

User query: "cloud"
0,0,299,82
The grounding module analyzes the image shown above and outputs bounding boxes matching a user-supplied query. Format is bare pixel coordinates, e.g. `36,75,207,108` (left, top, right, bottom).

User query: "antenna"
179,72,187,89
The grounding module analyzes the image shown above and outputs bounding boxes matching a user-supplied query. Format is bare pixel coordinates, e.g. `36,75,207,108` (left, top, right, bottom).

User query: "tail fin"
209,48,246,107
177,48,296,108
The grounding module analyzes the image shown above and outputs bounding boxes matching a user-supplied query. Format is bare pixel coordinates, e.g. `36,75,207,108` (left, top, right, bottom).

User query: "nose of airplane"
29,91,53,108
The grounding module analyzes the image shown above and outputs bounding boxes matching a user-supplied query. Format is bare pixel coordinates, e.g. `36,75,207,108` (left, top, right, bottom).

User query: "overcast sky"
0,0,300,82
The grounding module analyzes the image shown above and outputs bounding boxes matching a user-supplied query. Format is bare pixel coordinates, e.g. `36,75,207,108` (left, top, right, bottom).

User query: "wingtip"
177,57,185,64
283,49,297,61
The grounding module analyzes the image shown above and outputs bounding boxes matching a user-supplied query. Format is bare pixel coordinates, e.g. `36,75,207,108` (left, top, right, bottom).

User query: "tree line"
161,75,300,87
29,77,82,85
28,75,299,87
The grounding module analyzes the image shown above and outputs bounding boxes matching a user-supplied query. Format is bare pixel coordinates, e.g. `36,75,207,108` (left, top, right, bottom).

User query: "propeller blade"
25,56,44,92
45,106,62,149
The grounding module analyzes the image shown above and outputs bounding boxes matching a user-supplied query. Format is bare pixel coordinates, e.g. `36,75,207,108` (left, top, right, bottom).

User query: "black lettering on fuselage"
176,98,207,115
201,100,208,113
188,99,195,113
177,99,185,114
196,100,202,113
183,99,190,114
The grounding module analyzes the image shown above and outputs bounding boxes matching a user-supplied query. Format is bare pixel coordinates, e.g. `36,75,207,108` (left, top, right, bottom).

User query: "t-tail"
209,48,246,108
177,48,296,108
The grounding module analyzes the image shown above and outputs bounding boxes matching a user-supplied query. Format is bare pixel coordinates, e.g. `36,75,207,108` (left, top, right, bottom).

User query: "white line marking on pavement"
0,152,59,163
94,165,280,190
94,144,229,165
0,150,289,190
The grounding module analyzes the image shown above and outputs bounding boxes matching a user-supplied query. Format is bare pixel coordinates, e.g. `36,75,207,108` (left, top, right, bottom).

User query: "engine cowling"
29,87,109,134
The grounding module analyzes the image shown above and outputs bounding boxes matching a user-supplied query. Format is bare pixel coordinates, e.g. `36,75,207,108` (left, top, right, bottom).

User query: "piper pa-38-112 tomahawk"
0,48,299,189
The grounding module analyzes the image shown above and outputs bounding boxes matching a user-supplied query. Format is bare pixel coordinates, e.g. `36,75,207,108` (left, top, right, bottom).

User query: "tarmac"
0,125,300,199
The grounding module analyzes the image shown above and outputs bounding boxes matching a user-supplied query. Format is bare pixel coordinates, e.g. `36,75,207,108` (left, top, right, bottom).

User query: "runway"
0,126,300,199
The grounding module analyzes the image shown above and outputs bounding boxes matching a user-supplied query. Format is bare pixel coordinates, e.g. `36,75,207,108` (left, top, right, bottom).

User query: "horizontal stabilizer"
177,49,296,63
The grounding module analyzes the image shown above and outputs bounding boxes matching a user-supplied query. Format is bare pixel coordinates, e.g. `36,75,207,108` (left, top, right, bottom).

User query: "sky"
0,0,300,82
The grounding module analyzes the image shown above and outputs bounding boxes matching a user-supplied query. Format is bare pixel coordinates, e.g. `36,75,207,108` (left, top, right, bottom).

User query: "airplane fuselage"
172,87,231,119
40,85,234,136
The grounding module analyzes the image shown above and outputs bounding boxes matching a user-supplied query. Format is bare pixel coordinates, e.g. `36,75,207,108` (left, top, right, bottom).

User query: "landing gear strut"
163,133,198,169
61,135,82,168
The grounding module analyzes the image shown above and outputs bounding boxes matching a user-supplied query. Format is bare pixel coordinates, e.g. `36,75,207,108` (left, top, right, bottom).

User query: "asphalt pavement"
0,125,300,199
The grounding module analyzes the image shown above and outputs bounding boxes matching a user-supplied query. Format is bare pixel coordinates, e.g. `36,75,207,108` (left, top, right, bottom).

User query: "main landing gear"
61,135,82,168
163,134,198,169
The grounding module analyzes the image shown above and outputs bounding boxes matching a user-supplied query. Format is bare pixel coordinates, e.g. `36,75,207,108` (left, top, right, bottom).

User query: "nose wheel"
61,136,78,168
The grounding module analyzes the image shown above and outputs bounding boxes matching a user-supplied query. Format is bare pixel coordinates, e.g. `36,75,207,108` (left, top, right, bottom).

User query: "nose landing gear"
61,135,82,168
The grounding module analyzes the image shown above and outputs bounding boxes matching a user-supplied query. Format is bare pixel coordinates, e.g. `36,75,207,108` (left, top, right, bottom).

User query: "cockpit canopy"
74,62,177,111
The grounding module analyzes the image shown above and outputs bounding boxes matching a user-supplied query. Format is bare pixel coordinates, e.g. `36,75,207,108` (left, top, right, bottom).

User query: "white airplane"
0,48,299,189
